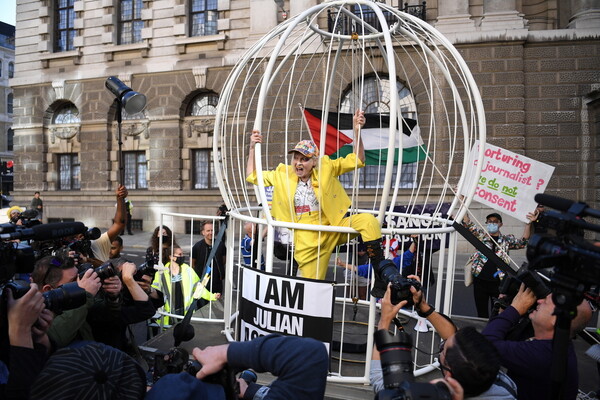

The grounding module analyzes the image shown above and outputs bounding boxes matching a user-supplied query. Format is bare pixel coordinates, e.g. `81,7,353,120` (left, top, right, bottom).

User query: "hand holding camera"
77,267,101,296
7,283,45,349
510,283,537,316
192,344,229,380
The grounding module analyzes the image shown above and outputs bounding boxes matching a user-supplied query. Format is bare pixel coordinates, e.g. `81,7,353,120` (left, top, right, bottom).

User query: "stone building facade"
0,22,15,195
9,0,600,232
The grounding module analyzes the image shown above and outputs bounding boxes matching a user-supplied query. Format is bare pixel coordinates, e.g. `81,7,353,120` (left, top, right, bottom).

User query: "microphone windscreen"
31,222,87,241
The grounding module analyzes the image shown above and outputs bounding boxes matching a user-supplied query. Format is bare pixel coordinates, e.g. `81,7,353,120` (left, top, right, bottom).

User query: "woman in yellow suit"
246,110,386,294
152,246,218,325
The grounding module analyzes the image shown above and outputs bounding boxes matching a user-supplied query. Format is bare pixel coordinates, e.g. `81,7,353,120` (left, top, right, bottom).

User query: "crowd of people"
0,108,597,399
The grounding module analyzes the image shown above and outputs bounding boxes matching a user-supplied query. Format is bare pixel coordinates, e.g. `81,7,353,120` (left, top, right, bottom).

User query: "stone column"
481,0,527,30
568,0,600,29
250,0,278,35
434,0,475,34
290,0,316,18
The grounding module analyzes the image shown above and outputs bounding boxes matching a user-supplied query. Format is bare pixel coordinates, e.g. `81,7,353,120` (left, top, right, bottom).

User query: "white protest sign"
461,141,554,223
239,267,334,350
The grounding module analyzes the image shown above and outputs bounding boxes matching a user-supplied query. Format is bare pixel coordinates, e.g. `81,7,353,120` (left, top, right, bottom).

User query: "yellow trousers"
294,212,381,280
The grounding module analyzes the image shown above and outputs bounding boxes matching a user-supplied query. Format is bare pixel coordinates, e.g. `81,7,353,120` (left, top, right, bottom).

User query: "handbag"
464,259,473,287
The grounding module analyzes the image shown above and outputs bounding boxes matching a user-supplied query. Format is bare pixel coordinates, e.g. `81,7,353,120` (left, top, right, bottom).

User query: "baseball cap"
30,341,146,399
486,213,502,223
288,140,317,158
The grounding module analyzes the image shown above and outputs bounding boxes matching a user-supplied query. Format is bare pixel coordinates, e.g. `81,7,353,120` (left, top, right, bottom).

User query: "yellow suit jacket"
246,153,364,226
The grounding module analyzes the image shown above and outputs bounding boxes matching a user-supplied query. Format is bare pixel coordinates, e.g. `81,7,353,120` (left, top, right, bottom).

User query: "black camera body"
152,347,237,399
374,329,451,400
133,262,157,281
374,260,421,305
78,261,117,281
497,263,552,308
3,281,87,314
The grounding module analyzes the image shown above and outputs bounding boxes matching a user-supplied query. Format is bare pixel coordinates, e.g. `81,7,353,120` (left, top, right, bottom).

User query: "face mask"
486,223,499,234
162,235,170,242
175,256,186,265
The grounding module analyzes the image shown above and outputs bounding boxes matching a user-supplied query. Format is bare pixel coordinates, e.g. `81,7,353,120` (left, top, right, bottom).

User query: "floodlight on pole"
105,76,147,115
105,76,147,186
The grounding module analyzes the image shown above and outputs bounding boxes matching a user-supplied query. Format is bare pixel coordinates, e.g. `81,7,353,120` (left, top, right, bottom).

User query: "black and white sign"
239,266,334,350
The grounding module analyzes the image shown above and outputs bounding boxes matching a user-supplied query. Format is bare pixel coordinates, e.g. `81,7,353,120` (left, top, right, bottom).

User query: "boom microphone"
0,222,88,241
534,194,600,219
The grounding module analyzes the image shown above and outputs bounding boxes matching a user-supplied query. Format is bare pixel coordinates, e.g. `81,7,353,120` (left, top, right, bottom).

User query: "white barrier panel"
239,266,335,351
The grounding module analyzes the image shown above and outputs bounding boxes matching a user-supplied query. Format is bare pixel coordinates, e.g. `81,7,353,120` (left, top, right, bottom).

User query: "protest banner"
384,203,451,250
239,266,334,351
461,141,554,223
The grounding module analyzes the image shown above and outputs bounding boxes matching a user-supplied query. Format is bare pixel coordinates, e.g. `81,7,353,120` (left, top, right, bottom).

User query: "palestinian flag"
302,108,427,165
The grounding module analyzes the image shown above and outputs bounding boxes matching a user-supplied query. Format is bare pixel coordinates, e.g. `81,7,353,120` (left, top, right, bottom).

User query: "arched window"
339,76,419,189
8,62,14,79
53,103,80,124
52,103,80,190
7,93,13,114
186,92,219,189
187,92,219,116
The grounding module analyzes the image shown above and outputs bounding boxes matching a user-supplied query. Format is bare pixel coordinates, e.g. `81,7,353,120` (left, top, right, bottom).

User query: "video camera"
0,222,88,285
373,260,421,305
527,194,600,303
374,329,451,399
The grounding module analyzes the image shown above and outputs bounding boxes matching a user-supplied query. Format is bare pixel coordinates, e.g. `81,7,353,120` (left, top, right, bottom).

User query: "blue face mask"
486,223,499,234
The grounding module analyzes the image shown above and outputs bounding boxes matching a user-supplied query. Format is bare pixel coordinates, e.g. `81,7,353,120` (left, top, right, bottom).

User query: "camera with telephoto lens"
373,260,422,305
133,262,157,281
374,329,451,400
496,263,552,310
2,281,87,314
78,261,117,281
152,347,237,399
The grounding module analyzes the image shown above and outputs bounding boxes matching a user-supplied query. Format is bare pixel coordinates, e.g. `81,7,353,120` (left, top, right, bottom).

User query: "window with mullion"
119,0,143,45
190,0,218,37
193,149,217,189
55,0,75,52
124,151,147,189
58,154,80,190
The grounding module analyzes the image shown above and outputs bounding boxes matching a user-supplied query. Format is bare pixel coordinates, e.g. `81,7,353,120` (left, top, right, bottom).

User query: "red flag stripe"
303,109,353,155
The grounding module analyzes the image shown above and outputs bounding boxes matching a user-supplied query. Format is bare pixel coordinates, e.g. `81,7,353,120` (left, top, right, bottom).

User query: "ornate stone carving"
113,120,150,139
49,124,80,144
186,118,214,137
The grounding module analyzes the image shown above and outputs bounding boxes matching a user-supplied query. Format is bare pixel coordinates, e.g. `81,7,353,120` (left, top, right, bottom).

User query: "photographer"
87,261,158,352
371,280,517,399
147,334,329,399
461,210,536,318
30,256,102,348
2,283,53,399
482,284,593,400
89,185,129,262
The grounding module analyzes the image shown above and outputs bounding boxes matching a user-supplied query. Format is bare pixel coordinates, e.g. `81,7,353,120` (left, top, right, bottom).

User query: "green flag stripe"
332,145,428,165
